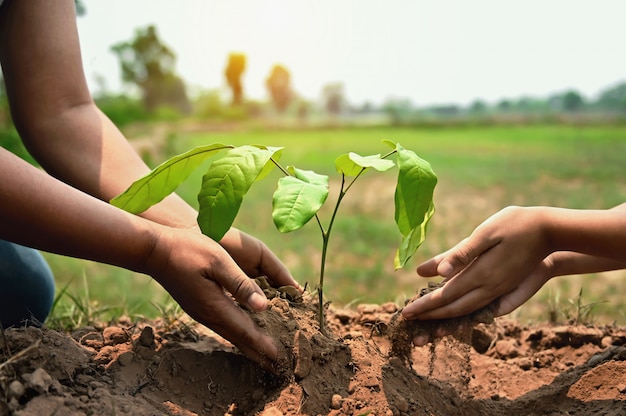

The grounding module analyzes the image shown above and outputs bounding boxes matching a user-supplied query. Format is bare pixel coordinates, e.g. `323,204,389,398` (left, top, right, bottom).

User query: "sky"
76,0,626,107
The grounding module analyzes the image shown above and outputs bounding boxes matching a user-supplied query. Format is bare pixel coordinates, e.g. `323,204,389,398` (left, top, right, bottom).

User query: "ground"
1,295,626,416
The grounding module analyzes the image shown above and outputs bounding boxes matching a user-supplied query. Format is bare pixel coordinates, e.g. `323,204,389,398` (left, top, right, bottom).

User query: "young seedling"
111,140,437,333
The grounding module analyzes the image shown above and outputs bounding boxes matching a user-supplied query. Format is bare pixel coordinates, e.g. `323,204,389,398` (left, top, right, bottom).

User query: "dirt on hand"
1,285,626,416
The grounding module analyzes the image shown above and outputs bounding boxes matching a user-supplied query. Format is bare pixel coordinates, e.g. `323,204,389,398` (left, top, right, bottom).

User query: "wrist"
532,206,561,254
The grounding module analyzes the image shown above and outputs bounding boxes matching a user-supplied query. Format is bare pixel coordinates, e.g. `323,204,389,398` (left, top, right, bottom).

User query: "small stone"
495,339,518,359
517,357,533,370
363,376,379,388
293,331,312,379
601,336,614,348
118,315,131,325
381,302,398,314
333,309,358,325
388,357,404,368
117,351,135,367
7,380,26,400
138,326,155,347
258,407,283,416
357,304,379,315
395,395,409,412
25,368,53,393
471,327,495,354
344,331,363,340
330,394,343,410
8,398,19,412
103,327,129,345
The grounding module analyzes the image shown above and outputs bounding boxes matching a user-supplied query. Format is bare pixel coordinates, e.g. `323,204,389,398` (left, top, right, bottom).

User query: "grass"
47,123,626,327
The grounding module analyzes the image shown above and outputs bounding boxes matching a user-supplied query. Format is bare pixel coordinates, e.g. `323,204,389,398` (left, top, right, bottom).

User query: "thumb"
214,260,268,312
436,236,494,277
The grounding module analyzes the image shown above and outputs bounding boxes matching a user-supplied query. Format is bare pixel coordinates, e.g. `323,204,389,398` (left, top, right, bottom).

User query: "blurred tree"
547,90,585,113
512,96,549,113
194,89,226,119
322,83,344,116
224,53,246,106
265,64,293,113
296,99,310,123
561,90,585,112
382,97,413,124
74,0,86,16
596,82,626,112
496,99,512,112
428,104,461,116
468,99,488,114
358,102,375,114
111,25,191,114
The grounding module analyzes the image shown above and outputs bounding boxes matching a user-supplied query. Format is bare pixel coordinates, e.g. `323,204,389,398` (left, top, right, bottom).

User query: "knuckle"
452,244,473,267
230,275,253,299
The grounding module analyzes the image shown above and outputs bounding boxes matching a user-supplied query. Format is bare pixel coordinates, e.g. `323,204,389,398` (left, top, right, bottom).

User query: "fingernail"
248,292,267,311
401,308,414,320
412,334,429,346
438,261,454,277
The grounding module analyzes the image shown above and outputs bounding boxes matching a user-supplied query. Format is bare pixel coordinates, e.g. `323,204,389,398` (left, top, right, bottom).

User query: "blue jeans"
0,240,55,328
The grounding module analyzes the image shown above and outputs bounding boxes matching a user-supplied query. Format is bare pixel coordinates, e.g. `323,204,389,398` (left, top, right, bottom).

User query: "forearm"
0,148,158,273
548,251,626,278
19,103,198,229
539,206,626,262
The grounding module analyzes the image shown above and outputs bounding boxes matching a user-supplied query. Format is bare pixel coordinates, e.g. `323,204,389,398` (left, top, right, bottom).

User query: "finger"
406,286,497,320
494,268,547,316
411,325,455,347
412,333,430,346
258,245,303,291
416,253,446,277
195,289,282,371
212,259,269,312
436,236,496,278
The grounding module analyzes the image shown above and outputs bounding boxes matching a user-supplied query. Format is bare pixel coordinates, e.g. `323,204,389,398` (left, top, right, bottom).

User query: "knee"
0,240,55,328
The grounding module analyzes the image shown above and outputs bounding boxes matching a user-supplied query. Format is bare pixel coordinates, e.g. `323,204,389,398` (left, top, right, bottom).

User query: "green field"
47,124,626,328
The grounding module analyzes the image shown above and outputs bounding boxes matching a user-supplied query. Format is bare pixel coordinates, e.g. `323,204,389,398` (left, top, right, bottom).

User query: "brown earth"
1,290,626,416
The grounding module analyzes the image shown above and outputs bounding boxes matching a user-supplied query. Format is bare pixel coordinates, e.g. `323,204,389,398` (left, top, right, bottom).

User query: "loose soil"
1,289,626,416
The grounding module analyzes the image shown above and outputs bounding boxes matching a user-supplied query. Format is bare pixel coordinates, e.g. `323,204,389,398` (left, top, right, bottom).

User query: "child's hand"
402,206,553,323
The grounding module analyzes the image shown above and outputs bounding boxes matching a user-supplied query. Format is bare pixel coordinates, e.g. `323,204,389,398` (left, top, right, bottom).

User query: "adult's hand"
220,228,302,291
143,226,286,370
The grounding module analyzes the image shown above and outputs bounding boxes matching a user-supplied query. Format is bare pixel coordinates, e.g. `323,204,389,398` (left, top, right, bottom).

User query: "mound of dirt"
1,294,626,415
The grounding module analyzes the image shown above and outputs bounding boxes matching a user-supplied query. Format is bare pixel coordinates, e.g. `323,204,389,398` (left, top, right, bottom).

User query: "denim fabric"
0,240,55,328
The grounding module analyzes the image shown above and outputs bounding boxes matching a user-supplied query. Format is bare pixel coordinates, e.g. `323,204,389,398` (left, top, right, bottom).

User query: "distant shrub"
96,95,151,126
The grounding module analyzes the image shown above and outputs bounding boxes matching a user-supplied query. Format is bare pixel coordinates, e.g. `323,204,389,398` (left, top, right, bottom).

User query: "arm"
0,0,196,227
402,204,626,322
0,0,296,287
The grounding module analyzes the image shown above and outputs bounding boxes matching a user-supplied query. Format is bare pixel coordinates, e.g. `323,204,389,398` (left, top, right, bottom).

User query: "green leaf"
272,167,329,233
391,143,437,268
110,143,233,213
394,144,438,236
197,145,279,241
382,139,397,149
394,201,435,269
335,152,395,176
253,145,283,180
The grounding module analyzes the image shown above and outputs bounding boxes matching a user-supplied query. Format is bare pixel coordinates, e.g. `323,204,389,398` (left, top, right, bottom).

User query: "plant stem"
317,174,349,334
